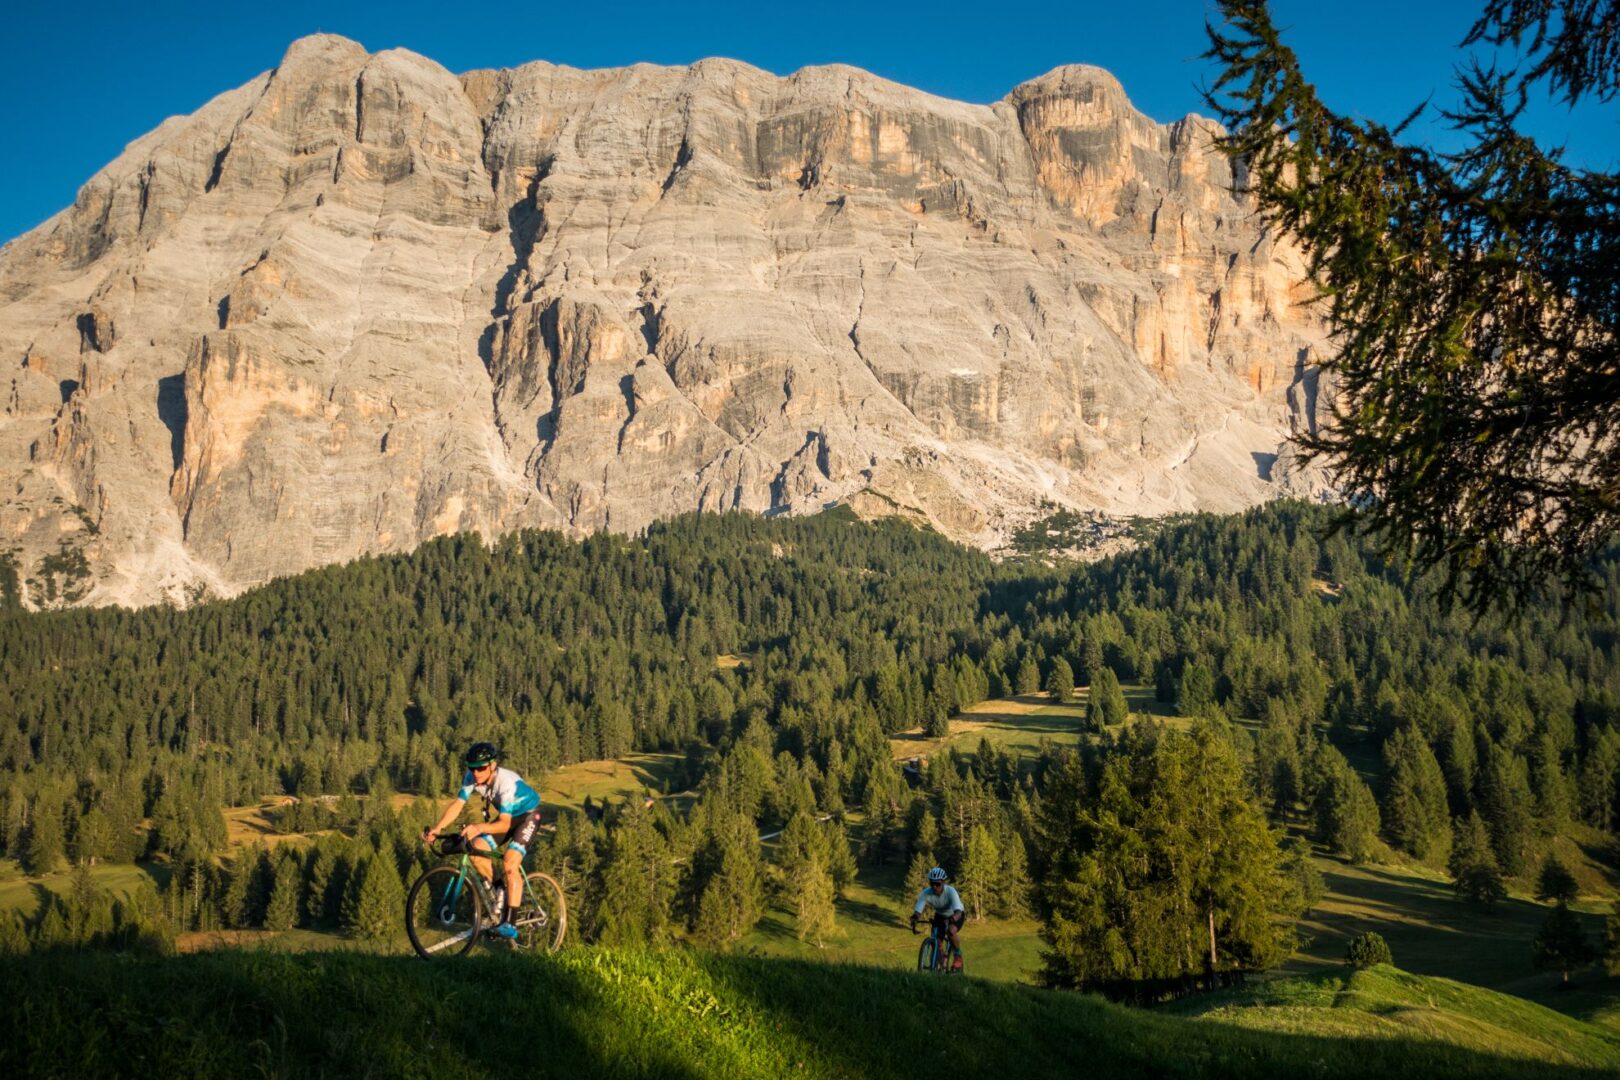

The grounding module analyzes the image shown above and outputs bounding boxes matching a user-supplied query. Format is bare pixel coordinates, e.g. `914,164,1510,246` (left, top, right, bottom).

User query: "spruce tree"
1178,662,1216,717
793,849,836,948
1086,668,1128,732
1381,726,1451,863
998,832,1034,918
1315,752,1381,864
691,825,764,947
23,798,64,876
594,800,673,946
1205,0,1620,611
1533,903,1596,987
220,858,254,929
1535,854,1578,906
1044,658,1075,705
1015,657,1041,696
823,821,858,900
264,852,304,931
1449,811,1507,907
344,850,403,941
1281,836,1325,916
958,824,1000,921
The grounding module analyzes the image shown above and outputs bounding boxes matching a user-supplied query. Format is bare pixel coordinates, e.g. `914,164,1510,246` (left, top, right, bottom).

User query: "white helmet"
927,867,947,883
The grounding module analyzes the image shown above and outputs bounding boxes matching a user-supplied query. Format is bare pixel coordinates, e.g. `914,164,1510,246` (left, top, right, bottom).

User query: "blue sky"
1,0,1614,245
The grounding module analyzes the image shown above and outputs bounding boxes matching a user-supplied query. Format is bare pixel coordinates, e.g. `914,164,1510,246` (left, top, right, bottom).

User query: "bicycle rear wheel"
406,866,484,959
917,937,936,972
513,871,568,952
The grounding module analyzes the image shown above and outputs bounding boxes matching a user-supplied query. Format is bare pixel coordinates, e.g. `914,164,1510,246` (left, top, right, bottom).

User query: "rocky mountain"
0,35,1327,609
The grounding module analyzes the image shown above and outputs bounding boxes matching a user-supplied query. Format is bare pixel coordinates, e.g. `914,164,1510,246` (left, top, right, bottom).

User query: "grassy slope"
3,949,1617,1079
740,859,1045,983
0,858,160,913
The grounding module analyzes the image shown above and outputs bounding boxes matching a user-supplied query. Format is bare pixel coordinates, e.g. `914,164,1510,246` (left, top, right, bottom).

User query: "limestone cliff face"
0,36,1327,608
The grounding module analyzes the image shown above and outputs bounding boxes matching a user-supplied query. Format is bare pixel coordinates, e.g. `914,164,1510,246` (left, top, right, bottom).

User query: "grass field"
540,752,687,812
739,859,1044,983
5,948,1618,1078
0,858,161,918
889,687,1185,761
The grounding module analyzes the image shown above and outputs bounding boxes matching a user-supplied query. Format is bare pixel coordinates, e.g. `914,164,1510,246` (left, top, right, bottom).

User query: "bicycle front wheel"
514,871,568,951
917,937,936,972
406,866,484,960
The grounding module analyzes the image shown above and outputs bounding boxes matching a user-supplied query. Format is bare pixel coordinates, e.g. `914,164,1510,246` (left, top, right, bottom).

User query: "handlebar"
423,832,471,856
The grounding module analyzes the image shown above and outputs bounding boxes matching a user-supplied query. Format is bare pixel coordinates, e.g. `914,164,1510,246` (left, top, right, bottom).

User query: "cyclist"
910,866,965,970
423,742,541,942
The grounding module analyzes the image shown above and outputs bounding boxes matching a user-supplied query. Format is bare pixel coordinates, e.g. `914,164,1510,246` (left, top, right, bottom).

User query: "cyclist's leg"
502,812,540,918
947,911,964,951
469,834,500,887
932,914,951,966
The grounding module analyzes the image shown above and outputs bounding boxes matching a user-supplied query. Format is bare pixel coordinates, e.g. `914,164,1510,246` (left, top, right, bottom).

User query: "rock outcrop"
0,35,1327,608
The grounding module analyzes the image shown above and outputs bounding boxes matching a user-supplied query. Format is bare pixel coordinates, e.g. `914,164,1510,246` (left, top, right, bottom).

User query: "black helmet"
463,741,499,767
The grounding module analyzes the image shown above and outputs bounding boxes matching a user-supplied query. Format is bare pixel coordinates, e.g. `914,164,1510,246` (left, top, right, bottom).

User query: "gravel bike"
405,835,567,959
911,912,964,975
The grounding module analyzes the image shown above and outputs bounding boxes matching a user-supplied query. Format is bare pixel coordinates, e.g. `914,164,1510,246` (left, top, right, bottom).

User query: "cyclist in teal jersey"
424,742,541,941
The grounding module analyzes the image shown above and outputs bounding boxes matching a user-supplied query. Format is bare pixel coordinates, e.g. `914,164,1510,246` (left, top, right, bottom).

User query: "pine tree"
691,824,764,947
1381,726,1451,863
958,824,1000,921
997,832,1033,918
1533,902,1596,987
1086,668,1128,732
74,805,115,867
793,849,836,947
23,797,64,876
1178,661,1216,717
264,851,304,931
1015,657,1041,696
594,801,673,946
823,821,858,900
1315,752,1381,864
1449,811,1507,907
1205,0,1620,611
1044,658,1075,705
344,851,404,941
304,842,341,927
1536,854,1578,906
1280,836,1325,916
221,857,254,929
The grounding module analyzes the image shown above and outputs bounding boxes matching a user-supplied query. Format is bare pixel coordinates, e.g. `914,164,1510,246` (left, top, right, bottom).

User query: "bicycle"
405,834,567,959
911,912,964,975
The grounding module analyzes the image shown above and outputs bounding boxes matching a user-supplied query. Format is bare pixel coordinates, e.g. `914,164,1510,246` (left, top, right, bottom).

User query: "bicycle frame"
915,913,960,974
418,845,501,956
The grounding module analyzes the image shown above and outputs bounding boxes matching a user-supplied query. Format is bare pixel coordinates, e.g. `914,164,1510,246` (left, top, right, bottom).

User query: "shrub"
1346,931,1393,969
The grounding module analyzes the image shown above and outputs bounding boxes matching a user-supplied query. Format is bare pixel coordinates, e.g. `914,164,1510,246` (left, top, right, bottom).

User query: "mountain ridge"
0,34,1328,609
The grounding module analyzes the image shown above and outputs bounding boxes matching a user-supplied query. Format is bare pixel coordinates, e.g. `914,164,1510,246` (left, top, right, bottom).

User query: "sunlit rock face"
0,35,1326,608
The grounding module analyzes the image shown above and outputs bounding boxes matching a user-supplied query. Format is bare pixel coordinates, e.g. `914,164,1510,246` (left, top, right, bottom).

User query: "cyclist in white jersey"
911,866,966,969
423,742,542,941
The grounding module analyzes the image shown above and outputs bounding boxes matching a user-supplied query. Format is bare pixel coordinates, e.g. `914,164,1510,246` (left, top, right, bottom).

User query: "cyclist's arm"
425,797,468,839
463,810,512,844
911,889,929,917
946,888,965,916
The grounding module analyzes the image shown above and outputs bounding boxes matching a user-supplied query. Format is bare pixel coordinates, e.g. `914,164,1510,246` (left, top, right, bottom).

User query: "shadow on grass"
2,950,1614,1079
698,953,1615,1079
1298,863,1609,992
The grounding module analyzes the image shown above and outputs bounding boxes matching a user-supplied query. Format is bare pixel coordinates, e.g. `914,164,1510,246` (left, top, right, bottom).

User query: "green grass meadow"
4,948,1618,1079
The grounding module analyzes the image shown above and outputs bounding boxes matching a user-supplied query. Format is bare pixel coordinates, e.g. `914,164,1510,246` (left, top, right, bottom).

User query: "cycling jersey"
914,884,964,917
458,766,541,817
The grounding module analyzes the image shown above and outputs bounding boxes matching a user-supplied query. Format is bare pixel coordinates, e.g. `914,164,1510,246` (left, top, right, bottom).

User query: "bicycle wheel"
917,937,936,972
511,871,567,951
406,866,485,959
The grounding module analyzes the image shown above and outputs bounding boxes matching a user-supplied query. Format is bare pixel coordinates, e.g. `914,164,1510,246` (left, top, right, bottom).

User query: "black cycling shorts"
469,810,540,858
932,911,964,931
505,810,540,857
